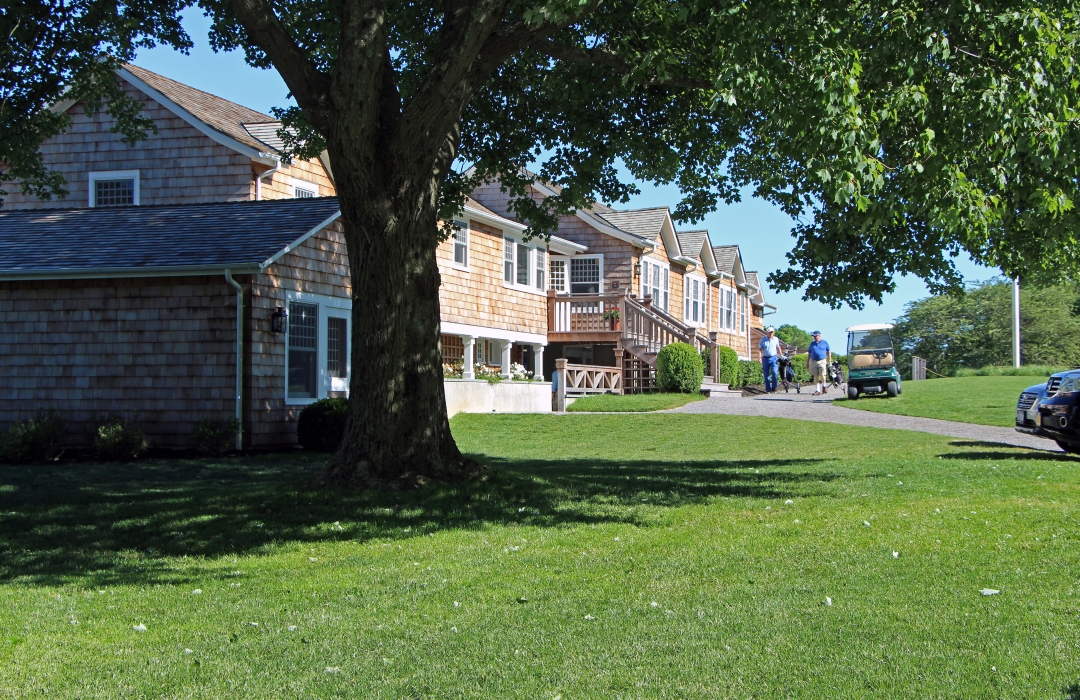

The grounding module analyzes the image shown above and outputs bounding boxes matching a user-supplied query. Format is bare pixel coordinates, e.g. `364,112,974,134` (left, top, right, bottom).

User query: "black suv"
1015,373,1067,436
1034,371,1080,454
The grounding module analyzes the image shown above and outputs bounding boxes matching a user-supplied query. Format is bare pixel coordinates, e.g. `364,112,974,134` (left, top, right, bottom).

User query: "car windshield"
848,329,893,354
1059,374,1080,393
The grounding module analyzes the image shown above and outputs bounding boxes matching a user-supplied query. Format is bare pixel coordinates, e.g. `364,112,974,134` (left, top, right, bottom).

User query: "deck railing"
548,292,624,334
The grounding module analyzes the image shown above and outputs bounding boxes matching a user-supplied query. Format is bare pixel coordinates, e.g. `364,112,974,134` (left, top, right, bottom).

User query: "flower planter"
609,318,621,331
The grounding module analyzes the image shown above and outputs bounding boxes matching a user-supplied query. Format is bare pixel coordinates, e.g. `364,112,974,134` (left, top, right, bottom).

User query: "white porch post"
500,340,512,378
461,335,476,380
532,344,545,380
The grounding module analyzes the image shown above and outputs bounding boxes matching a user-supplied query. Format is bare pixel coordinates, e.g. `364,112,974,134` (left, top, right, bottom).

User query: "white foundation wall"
444,380,552,417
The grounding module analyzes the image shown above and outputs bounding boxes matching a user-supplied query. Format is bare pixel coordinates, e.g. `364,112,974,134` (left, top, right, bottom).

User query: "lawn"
2,413,1079,698
836,375,1044,426
566,391,705,412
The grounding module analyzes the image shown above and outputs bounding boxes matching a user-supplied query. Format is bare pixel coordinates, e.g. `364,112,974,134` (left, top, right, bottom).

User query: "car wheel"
886,381,898,398
847,386,859,400
1056,440,1080,454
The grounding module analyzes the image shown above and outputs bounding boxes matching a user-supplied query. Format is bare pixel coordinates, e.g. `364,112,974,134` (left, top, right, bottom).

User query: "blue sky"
135,8,996,347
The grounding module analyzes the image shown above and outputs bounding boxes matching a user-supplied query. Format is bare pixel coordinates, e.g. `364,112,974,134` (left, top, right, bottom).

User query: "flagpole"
1012,276,1021,368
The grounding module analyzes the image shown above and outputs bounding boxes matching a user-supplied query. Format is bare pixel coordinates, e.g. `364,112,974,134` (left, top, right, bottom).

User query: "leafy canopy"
1,0,191,203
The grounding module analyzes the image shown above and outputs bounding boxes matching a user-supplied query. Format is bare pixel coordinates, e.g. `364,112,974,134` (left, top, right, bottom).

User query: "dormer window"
89,171,140,207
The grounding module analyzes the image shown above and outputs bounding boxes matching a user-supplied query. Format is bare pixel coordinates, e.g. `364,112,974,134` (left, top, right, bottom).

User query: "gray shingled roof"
0,198,341,278
713,245,739,274
676,230,708,261
598,207,669,242
124,64,283,153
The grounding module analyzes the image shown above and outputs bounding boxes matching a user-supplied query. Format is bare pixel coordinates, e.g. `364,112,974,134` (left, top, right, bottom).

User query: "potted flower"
604,307,621,331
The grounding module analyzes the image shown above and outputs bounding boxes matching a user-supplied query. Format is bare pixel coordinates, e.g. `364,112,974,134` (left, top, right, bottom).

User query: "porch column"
500,340,512,378
461,335,476,380
532,344,545,381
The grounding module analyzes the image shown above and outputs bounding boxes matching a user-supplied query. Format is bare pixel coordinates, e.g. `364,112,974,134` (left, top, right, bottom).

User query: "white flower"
325,667,341,673
230,583,241,587
309,557,318,562
863,521,871,527
892,551,900,559
249,622,259,627
192,589,202,595
980,588,1000,596
784,499,794,505
824,597,832,607
765,506,772,511
454,601,460,608
184,649,193,654
288,626,298,631
614,537,620,541
793,519,800,524
897,481,903,485
584,614,595,620
133,624,147,632
650,601,659,608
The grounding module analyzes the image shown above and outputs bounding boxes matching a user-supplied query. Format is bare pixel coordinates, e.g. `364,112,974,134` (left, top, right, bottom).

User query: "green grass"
955,365,1070,377
2,414,1079,698
566,391,706,412
836,375,1045,426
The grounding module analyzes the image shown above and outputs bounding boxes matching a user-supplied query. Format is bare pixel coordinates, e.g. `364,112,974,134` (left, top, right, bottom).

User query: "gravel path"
672,391,1060,451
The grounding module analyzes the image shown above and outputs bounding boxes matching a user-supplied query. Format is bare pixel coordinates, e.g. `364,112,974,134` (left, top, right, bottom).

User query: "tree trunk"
313,147,475,489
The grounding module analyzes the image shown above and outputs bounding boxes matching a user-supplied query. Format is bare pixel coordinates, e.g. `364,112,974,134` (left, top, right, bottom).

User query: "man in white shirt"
759,326,781,392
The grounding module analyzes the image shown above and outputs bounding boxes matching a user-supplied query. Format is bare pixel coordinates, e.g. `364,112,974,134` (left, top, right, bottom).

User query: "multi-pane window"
452,222,468,268
95,179,135,207
504,238,515,283
726,289,734,329
327,317,348,378
740,293,746,333
570,258,600,294
535,249,545,290
685,276,705,324
288,302,318,399
293,178,317,198
549,259,566,292
641,259,668,311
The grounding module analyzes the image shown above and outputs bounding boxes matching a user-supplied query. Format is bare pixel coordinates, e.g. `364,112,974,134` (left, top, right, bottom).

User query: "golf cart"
845,323,903,400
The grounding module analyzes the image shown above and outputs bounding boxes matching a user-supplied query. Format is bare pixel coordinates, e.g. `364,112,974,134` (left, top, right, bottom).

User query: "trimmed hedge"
717,346,739,386
657,342,704,393
736,359,764,388
91,416,148,461
297,398,348,452
192,417,241,457
790,355,812,383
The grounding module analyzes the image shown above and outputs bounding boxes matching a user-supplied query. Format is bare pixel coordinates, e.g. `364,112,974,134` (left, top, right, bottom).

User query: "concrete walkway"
671,390,1061,451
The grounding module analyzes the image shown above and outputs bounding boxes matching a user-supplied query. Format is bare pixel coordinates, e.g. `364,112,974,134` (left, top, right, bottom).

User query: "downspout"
254,158,282,201
224,270,243,450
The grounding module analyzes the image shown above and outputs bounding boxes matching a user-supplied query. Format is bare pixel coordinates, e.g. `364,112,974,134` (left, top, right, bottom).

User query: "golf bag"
829,360,845,389
778,355,800,393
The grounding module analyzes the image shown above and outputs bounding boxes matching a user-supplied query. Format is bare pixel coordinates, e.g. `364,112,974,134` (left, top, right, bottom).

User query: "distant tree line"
892,279,1080,376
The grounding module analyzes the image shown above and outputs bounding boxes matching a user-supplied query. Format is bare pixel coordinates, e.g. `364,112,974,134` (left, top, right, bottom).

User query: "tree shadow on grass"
939,451,1079,463
1063,683,1080,700
0,453,835,587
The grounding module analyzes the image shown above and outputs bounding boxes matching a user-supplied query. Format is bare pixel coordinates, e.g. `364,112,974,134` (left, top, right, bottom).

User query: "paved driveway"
672,390,1061,451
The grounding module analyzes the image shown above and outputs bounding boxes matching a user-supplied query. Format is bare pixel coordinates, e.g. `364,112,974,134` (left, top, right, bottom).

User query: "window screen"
726,290,734,329
517,243,530,285
504,238,514,282
535,249,545,290
570,258,600,294
327,316,348,378
95,179,135,207
288,302,318,398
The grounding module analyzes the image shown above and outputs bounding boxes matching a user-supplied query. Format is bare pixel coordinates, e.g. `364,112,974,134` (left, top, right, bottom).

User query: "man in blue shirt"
808,330,832,395
759,326,781,392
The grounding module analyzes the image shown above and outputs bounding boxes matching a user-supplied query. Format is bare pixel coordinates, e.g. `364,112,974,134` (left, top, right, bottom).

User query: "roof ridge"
0,196,339,217
124,63,275,122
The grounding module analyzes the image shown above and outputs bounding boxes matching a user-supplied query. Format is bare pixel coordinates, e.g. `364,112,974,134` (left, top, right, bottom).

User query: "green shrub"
656,342,704,393
789,354,812,383
717,346,739,386
91,416,148,461
736,359,764,388
0,410,65,464
297,398,348,452
192,417,241,457
953,365,1070,377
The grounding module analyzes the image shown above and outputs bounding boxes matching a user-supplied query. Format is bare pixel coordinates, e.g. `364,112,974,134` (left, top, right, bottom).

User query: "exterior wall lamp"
633,263,641,277
271,306,288,334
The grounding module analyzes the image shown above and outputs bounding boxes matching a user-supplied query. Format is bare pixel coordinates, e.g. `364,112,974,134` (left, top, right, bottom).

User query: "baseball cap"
812,330,822,335
765,326,775,332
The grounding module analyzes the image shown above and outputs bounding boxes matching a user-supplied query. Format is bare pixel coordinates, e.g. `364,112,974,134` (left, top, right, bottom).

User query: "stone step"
700,383,742,398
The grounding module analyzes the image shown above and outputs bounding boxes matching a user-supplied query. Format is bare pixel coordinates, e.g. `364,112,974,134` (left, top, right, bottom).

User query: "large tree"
10,0,1080,486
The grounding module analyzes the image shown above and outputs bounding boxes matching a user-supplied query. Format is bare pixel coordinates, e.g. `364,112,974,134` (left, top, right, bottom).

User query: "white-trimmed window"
503,237,549,294
549,258,567,292
739,292,747,334
569,256,602,294
726,288,735,330
640,257,668,311
685,274,707,325
292,178,318,198
89,170,139,207
285,292,352,404
451,220,469,270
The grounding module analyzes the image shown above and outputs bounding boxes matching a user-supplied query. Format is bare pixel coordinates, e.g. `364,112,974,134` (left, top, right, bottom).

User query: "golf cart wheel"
886,381,898,398
847,386,859,400
1056,440,1080,455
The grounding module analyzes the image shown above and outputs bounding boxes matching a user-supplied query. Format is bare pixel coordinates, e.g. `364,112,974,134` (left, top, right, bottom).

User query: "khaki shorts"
811,359,828,382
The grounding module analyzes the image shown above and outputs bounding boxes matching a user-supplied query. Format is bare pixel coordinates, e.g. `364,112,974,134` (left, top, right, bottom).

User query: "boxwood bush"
192,417,241,457
736,359,764,388
91,416,148,461
297,398,348,452
790,354,812,383
717,346,739,386
0,410,65,464
656,342,704,393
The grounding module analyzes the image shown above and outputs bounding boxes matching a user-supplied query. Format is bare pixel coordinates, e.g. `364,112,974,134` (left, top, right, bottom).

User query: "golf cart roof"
846,323,894,332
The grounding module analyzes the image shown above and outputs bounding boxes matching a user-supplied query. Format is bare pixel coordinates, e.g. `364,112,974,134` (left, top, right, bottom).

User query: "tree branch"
226,0,333,126
529,38,716,90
